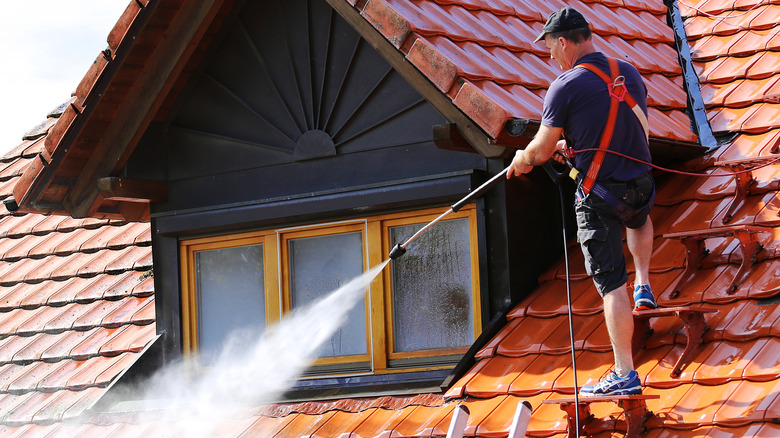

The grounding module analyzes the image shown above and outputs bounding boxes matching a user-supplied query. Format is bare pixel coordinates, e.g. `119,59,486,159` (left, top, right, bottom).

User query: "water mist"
109,260,389,436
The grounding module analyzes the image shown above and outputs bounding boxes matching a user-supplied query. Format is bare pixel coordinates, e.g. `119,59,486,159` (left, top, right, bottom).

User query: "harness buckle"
608,75,627,101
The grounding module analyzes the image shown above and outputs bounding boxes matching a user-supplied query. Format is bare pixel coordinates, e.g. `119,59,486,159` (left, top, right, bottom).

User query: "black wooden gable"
141,0,485,217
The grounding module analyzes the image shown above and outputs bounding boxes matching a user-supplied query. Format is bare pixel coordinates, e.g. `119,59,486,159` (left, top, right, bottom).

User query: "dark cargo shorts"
575,172,655,297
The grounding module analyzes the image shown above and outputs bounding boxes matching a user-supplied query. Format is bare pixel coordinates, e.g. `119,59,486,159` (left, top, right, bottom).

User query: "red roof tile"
463,355,533,397
0,129,155,427
417,0,780,421
100,322,155,355
238,414,297,437
0,0,776,435
512,352,576,396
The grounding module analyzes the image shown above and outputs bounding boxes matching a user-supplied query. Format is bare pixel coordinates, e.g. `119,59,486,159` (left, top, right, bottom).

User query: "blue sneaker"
580,370,642,397
633,284,657,311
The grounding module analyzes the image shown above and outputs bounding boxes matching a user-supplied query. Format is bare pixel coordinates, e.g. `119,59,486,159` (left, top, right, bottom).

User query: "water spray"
389,165,511,260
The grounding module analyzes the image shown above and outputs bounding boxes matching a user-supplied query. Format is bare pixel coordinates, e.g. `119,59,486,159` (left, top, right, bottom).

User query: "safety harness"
564,57,654,229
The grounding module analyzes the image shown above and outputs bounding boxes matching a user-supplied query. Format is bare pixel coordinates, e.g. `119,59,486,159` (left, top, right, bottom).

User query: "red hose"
570,148,780,177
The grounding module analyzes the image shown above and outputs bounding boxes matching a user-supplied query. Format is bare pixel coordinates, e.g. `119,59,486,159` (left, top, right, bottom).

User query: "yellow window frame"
179,204,482,374
278,221,372,366
179,229,280,356
379,206,481,362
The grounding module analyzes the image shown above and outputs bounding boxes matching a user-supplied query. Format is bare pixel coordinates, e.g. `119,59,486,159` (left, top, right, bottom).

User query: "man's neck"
570,40,597,64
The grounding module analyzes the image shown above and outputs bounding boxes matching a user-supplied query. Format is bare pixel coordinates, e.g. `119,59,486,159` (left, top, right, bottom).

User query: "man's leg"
579,282,642,396
627,217,653,286
627,217,656,310
602,283,634,375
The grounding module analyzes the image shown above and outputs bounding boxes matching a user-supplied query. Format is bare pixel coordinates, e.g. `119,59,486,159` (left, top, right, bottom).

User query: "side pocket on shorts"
577,227,614,277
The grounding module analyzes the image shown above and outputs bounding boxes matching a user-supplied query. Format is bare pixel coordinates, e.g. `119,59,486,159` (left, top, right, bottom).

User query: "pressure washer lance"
388,165,511,260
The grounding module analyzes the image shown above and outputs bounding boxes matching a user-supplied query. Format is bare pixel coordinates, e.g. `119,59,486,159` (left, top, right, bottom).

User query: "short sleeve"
541,77,567,128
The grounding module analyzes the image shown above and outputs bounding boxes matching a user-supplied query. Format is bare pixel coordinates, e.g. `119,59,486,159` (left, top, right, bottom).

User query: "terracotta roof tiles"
354,0,699,142
0,105,155,426
0,0,777,436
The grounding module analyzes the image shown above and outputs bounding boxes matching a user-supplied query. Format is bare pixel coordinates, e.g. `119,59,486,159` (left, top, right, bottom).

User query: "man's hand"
507,149,533,179
553,139,569,164
506,124,564,179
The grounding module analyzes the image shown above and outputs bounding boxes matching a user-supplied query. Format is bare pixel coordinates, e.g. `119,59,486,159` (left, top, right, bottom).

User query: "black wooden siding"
155,0,486,214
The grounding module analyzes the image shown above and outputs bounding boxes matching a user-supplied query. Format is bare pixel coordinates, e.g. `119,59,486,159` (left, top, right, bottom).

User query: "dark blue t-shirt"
542,52,651,181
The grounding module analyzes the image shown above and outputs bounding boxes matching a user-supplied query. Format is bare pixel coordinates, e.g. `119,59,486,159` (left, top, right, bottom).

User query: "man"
507,7,657,396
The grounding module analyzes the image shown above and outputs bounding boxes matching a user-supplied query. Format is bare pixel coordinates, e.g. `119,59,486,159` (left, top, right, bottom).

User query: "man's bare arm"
507,125,564,178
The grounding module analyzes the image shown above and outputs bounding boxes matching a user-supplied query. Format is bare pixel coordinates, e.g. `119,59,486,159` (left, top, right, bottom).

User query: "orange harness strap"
574,57,649,197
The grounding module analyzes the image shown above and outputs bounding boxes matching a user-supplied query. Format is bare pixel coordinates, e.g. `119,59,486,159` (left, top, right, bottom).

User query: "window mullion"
264,234,282,325
366,220,387,372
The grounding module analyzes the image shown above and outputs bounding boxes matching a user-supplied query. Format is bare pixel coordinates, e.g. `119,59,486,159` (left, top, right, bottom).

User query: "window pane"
289,232,366,357
390,218,474,352
196,244,265,362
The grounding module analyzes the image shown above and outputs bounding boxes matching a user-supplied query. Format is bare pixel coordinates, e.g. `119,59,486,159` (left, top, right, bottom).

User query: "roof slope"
439,0,780,435
11,0,700,220
2,0,779,436
350,0,697,142
140,0,776,435
0,106,156,429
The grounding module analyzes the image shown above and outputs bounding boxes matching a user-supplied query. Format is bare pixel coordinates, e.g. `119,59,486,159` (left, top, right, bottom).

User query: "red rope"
570,147,780,177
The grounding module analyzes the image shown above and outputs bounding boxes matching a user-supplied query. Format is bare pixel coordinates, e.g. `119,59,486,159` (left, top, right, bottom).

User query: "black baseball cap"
533,7,590,43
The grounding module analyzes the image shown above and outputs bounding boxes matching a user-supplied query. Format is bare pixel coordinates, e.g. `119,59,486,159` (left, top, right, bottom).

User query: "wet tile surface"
0,0,777,436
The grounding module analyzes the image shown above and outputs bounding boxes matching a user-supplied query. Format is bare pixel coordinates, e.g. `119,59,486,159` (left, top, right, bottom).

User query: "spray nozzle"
388,243,406,260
